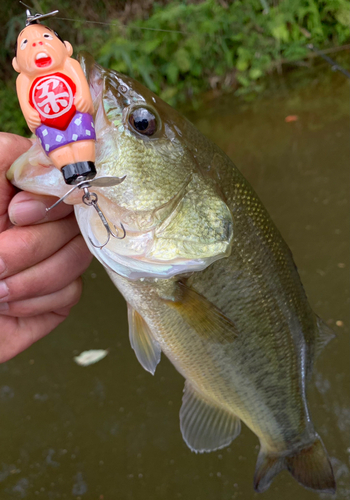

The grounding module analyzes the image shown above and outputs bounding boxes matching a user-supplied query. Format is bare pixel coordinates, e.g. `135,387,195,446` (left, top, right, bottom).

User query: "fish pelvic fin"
180,381,241,453
127,304,161,375
254,435,336,494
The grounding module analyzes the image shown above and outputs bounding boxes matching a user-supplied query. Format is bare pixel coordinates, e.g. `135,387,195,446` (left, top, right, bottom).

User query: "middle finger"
0,235,93,303
0,213,80,279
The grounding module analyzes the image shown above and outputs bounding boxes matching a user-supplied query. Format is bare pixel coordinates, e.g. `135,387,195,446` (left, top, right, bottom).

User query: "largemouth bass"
7,52,336,494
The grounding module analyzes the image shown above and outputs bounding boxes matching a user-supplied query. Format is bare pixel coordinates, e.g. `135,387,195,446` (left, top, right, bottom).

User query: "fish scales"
161,121,315,443
7,52,336,494
103,133,192,212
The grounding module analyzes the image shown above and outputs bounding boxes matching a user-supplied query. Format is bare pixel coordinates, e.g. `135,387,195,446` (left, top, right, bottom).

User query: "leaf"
271,23,290,42
143,37,163,55
336,7,350,26
166,62,179,85
175,48,192,73
249,67,263,80
74,350,109,367
236,47,252,72
139,65,158,92
236,73,251,87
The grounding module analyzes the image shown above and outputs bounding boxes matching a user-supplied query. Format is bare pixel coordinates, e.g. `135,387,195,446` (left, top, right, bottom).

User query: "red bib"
29,72,76,130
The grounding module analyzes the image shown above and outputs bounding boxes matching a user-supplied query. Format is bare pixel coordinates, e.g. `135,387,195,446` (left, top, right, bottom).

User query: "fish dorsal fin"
127,305,161,375
180,381,241,453
166,282,239,344
314,316,335,358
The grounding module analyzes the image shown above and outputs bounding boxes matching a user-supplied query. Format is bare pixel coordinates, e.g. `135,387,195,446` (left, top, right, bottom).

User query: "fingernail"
0,258,6,277
0,281,9,301
9,200,47,225
0,302,9,312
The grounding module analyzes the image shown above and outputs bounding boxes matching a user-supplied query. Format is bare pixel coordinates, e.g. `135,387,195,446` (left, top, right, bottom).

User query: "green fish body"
8,53,336,494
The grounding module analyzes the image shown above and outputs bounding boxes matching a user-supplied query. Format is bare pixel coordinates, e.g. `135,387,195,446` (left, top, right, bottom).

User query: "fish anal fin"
180,381,241,453
166,282,239,344
127,305,161,375
254,435,336,493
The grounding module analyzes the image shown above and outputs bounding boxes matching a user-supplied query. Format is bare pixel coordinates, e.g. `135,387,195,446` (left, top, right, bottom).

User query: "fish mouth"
35,52,52,68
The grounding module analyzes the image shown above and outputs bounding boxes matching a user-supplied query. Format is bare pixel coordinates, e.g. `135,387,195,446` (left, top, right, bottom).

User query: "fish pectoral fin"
314,316,335,358
127,305,161,375
180,381,241,453
166,282,239,344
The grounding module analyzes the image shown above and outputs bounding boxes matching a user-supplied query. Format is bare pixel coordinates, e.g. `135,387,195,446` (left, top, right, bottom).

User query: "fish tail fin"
285,435,336,493
254,436,336,494
253,447,286,493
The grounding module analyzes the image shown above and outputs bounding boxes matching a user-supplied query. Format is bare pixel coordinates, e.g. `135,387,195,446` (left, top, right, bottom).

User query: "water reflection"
0,64,348,499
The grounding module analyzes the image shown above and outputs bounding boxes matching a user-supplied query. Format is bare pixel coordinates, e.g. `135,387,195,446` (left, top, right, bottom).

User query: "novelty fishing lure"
13,6,126,248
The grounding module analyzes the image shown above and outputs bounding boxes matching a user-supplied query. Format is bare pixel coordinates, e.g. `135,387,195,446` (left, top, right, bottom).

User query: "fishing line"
55,17,189,35
16,1,350,78
19,2,188,34
54,16,350,79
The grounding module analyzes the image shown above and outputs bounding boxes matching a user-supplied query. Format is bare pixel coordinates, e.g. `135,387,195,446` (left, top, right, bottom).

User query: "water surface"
0,64,348,499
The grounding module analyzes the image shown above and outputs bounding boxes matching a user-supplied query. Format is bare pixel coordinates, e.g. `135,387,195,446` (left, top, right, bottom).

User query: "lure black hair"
14,25,65,56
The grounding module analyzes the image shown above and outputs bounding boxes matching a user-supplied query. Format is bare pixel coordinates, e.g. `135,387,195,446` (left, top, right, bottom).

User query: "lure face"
7,53,336,494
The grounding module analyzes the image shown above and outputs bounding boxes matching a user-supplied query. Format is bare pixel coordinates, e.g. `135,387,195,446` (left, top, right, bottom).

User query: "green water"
0,65,348,499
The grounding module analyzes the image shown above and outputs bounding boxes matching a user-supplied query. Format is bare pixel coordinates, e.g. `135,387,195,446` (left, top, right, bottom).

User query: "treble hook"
46,175,126,249
82,187,126,249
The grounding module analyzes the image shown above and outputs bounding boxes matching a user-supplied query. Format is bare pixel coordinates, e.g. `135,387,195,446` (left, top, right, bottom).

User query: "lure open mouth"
35,52,52,68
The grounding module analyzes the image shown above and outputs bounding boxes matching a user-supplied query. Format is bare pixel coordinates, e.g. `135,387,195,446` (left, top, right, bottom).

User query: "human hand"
0,132,93,363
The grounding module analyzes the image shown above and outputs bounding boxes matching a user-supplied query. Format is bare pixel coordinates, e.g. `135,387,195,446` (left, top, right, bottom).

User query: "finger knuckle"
15,228,40,259
67,236,93,267
0,133,13,151
70,278,83,306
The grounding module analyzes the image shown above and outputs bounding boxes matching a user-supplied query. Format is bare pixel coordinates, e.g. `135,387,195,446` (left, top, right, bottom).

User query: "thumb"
8,191,74,226
0,133,32,231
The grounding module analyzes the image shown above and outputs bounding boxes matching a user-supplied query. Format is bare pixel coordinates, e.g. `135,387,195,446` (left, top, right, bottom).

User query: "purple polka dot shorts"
36,112,96,155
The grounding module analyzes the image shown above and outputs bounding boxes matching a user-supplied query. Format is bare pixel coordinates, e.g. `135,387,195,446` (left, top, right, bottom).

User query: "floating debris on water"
74,349,109,366
285,115,298,122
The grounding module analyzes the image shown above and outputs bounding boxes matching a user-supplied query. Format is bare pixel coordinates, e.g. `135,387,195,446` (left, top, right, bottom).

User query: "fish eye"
128,108,157,136
20,39,28,50
43,33,53,40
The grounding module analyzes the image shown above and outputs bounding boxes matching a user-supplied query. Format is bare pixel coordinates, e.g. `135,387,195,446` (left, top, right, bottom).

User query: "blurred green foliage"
0,0,125,134
1,0,349,134
98,0,349,104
